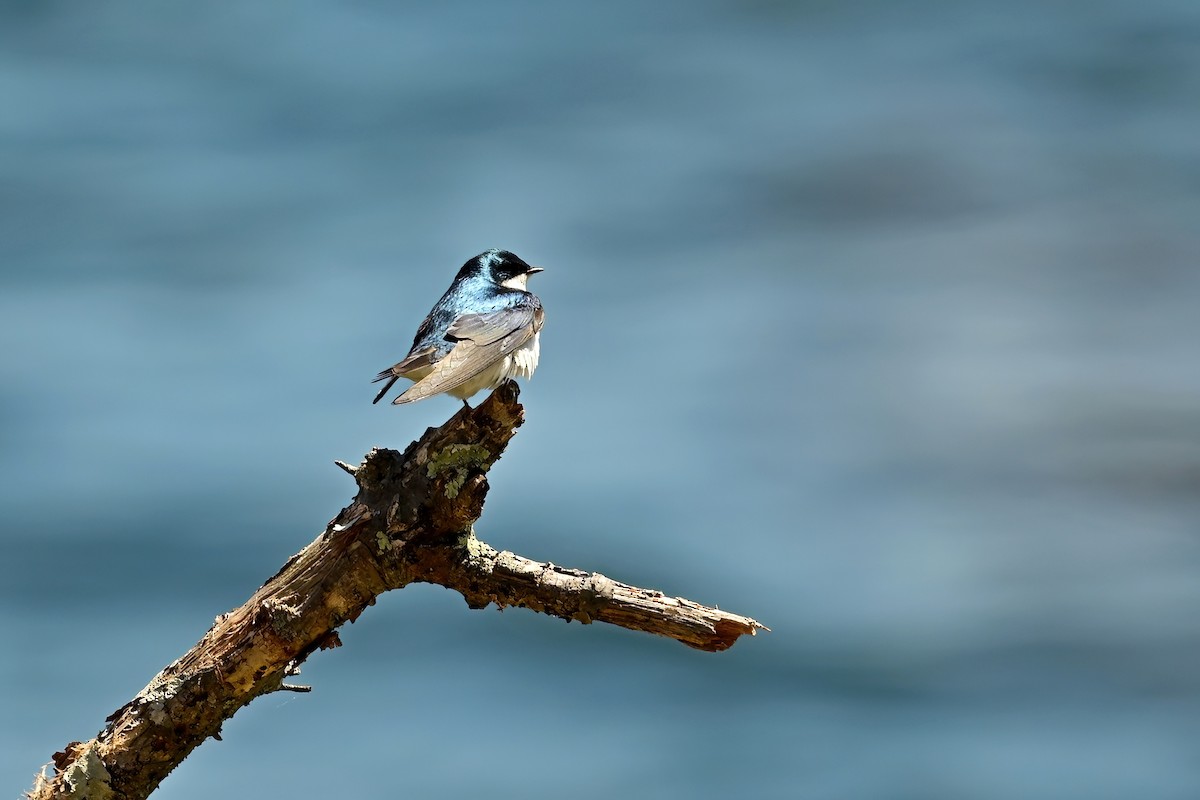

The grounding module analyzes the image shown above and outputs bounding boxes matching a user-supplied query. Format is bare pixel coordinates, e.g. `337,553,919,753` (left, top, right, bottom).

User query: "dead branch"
29,382,765,800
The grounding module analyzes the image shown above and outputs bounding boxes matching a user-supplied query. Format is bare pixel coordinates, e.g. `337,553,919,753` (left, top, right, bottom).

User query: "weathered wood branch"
29,382,765,800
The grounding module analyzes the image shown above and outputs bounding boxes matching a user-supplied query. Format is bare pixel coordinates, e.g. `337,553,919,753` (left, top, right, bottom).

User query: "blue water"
4,2,1200,798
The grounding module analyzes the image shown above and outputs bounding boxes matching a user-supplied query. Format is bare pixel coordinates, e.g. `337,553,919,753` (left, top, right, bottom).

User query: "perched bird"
372,249,545,406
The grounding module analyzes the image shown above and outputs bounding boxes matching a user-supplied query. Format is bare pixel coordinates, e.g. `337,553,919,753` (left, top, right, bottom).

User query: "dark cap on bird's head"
456,249,544,285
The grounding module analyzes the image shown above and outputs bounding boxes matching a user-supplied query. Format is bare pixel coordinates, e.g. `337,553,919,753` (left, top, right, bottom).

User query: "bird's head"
457,249,544,291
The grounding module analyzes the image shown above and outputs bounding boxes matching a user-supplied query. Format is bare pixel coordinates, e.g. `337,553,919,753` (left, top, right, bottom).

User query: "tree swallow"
372,249,545,406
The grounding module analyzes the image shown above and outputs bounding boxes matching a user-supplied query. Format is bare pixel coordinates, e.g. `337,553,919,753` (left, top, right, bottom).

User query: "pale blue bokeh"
3,3,1199,798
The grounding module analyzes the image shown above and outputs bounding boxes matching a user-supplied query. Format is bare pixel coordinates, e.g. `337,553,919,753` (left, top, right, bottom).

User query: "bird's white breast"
508,330,541,379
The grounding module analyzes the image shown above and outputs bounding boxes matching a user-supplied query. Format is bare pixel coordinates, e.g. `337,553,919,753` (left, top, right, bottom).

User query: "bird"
372,249,545,406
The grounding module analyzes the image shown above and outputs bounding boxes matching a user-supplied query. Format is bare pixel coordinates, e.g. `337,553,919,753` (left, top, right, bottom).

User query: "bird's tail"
371,369,400,404
371,347,438,404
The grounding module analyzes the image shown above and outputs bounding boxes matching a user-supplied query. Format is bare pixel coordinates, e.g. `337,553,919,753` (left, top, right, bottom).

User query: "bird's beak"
527,267,545,275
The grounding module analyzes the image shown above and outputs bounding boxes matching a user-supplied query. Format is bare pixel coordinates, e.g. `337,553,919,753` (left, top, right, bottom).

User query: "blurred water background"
3,2,1200,798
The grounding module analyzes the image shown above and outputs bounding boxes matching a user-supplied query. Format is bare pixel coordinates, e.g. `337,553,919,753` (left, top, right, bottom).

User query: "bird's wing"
392,300,543,405
444,306,538,345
